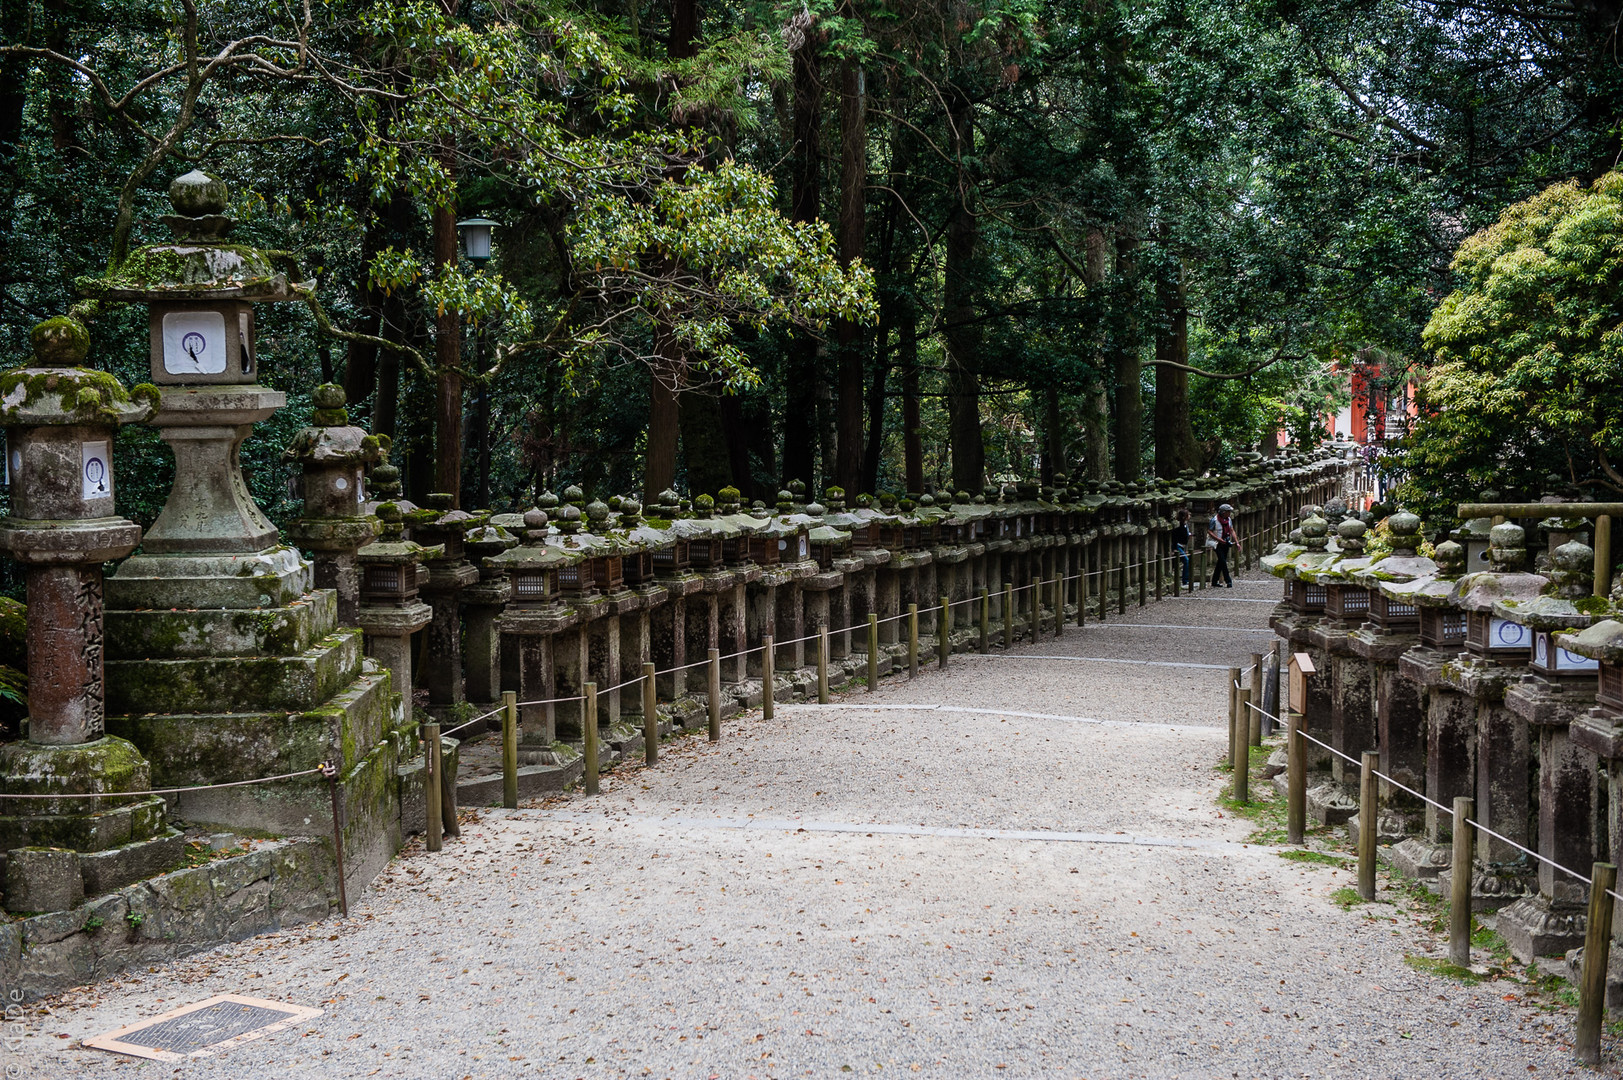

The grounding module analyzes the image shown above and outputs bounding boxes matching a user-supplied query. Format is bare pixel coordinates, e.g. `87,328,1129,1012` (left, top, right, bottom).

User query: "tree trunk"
834,61,867,498
1111,231,1142,482
432,196,462,502
782,20,822,490
1082,383,1110,481
1043,384,1068,483
943,90,984,493
1153,257,1199,478
670,0,698,58
860,303,892,497
642,0,700,501
643,334,681,500
717,392,756,497
679,386,733,499
900,309,923,496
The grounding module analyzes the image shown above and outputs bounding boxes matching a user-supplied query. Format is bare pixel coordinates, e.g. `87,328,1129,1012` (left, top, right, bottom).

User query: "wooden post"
1577,861,1617,1065
642,662,658,765
1172,548,1180,597
707,648,721,742
1357,750,1377,900
583,682,600,795
1233,693,1250,804
1448,797,1474,967
1118,564,1127,614
501,690,518,810
867,616,878,691
1053,578,1064,639
938,595,951,669
1154,547,1163,601
1287,710,1306,845
908,603,919,678
1078,565,1087,626
1227,667,1240,767
1138,549,1147,607
1596,514,1613,599
978,588,990,654
422,721,442,852
1249,652,1264,747
763,634,775,718
817,626,830,704
1098,566,1108,620
1004,584,1014,648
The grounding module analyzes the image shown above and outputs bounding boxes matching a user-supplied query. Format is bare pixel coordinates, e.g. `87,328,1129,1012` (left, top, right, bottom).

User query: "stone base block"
1347,809,1417,849
1391,837,1451,880
1261,748,1288,780
1499,894,1586,962
0,796,166,855
79,830,185,898
458,760,582,806
1564,946,1623,1009
0,837,334,1002
729,679,765,708
1436,863,1534,913
106,589,336,659
5,847,82,914
1306,780,1358,826
398,739,462,838
106,627,363,715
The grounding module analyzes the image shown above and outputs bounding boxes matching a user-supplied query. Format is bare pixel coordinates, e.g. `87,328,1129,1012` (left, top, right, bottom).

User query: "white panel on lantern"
1489,617,1531,651
161,310,228,375
81,440,111,500
1558,648,1600,672
1533,633,1550,668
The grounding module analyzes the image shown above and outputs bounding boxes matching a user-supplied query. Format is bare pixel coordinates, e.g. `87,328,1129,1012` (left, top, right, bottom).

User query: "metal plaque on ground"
83,993,323,1063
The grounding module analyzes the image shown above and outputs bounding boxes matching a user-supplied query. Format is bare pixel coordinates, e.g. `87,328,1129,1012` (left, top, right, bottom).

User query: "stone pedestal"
103,380,410,896
410,497,481,712
1392,647,1474,879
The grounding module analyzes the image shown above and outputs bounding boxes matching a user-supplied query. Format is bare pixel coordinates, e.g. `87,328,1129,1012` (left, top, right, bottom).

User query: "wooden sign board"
1289,652,1315,713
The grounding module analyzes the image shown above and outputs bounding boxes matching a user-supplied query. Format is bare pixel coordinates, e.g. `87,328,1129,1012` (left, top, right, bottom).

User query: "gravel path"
13,569,1611,1078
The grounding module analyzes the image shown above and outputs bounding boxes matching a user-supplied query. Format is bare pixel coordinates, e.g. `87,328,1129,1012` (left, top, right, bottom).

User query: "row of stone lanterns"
1265,490,1623,980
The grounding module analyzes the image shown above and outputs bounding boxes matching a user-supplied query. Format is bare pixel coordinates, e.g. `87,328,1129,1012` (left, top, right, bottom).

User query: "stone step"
106,589,338,660
107,628,364,715
108,661,396,784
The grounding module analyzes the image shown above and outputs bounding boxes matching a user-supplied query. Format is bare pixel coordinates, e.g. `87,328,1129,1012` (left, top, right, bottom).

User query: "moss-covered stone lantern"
284,384,382,626
0,317,178,910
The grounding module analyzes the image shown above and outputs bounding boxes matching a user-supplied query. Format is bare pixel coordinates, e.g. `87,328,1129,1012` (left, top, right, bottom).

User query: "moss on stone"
0,367,151,426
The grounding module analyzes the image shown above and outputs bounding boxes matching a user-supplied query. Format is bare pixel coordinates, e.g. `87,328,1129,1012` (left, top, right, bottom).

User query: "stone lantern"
0,317,179,910
355,504,440,701
1350,513,1434,846
284,384,381,626
407,494,482,712
1389,540,1473,882
1494,539,1605,961
86,171,412,887
1437,521,1548,910
492,509,583,758
461,520,517,706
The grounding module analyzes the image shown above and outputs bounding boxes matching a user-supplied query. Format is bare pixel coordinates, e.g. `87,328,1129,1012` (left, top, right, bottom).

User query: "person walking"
1171,508,1192,587
1208,503,1238,588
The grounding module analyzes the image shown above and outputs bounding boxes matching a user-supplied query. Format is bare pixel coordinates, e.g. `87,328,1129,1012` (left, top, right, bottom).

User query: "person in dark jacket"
1171,508,1192,587
1207,503,1238,587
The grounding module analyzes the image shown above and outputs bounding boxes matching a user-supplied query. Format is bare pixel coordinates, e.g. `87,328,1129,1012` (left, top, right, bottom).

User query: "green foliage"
1396,171,1623,519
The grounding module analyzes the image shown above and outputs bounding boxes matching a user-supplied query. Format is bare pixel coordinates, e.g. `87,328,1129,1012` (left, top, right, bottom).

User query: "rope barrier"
0,765,328,801
1240,696,1623,905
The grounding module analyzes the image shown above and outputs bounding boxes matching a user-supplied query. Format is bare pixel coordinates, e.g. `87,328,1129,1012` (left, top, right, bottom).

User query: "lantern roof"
76,172,311,303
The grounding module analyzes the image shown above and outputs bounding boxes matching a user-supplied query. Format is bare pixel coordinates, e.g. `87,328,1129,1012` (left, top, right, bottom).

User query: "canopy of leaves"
1395,171,1623,521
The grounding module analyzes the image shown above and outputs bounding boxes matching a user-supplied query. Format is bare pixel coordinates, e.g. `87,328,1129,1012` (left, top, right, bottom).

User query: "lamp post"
456,216,498,509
